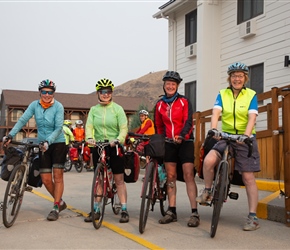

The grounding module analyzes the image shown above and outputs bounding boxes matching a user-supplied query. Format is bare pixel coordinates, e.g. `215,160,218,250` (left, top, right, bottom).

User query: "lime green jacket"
85,102,128,144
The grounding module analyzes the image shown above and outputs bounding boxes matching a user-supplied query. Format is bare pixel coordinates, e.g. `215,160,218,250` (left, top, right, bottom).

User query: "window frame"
185,9,197,47
237,0,264,24
184,81,197,113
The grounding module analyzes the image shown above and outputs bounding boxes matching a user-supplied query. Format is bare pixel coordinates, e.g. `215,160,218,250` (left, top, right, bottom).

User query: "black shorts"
164,140,195,164
39,142,67,173
92,145,125,175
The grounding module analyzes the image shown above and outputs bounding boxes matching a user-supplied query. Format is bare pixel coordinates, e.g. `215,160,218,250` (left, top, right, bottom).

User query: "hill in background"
114,70,166,106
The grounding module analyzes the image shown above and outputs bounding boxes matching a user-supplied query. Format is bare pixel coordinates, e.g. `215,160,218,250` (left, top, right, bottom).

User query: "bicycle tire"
111,183,121,215
210,161,228,238
139,161,154,234
64,158,72,172
2,164,26,228
91,163,106,229
75,159,84,173
159,185,168,216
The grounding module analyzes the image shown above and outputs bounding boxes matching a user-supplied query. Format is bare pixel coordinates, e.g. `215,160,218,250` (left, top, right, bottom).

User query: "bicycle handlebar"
208,132,253,157
127,132,150,141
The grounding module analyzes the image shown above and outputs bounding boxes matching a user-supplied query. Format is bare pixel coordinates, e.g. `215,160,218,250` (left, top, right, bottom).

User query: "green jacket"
63,125,74,145
85,102,128,144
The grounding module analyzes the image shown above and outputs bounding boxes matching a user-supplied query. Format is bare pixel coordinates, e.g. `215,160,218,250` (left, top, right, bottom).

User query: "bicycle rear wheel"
210,162,228,238
2,164,26,228
139,161,154,234
91,163,106,229
111,183,121,215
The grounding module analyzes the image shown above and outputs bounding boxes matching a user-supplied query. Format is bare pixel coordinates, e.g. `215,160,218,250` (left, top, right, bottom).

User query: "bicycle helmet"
139,110,149,116
162,71,183,84
227,62,249,75
96,78,115,91
75,120,83,125
38,79,56,91
63,120,72,126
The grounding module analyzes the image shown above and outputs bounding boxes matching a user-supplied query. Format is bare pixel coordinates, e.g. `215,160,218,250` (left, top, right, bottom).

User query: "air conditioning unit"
239,19,257,39
185,43,197,58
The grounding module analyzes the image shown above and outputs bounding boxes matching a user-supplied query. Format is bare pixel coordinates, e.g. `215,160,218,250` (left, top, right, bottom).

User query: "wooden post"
193,111,201,168
271,87,280,180
282,88,290,227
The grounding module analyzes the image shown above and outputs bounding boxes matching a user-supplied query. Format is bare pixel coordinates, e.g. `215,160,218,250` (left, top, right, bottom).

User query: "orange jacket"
73,127,85,141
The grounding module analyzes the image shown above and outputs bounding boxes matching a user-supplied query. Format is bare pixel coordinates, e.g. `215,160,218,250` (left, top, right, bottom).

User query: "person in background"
85,78,129,223
73,120,85,142
154,71,200,227
196,62,261,231
2,79,67,221
136,110,155,135
63,120,75,147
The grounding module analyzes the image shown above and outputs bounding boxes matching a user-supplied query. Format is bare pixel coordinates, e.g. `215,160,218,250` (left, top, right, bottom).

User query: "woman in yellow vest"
136,110,155,135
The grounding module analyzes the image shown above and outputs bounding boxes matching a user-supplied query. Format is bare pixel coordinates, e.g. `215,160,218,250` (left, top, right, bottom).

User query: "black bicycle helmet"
38,79,56,91
227,62,249,75
162,71,183,84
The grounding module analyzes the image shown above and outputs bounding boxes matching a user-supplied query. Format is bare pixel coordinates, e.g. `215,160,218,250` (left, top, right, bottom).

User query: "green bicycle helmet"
63,120,72,126
38,79,56,91
96,78,115,91
227,62,249,75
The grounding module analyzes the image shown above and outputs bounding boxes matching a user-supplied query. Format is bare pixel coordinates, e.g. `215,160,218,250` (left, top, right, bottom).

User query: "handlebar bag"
1,147,23,181
144,134,165,158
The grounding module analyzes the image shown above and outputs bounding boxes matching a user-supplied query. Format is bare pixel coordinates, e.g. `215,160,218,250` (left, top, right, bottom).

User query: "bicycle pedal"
229,192,239,200
198,202,211,207
25,186,33,192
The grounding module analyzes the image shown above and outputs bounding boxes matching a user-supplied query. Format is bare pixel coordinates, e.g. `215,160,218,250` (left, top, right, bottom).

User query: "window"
185,10,197,46
12,110,23,122
237,0,263,24
248,63,264,101
185,81,196,112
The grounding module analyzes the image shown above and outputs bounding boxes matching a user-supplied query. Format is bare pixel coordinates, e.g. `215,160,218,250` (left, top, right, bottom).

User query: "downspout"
160,12,177,71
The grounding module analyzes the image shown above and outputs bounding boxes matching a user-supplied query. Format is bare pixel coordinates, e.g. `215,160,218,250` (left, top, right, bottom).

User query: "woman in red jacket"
154,71,199,227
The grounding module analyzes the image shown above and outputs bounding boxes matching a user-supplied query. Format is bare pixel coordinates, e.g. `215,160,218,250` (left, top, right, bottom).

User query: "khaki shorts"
213,137,260,172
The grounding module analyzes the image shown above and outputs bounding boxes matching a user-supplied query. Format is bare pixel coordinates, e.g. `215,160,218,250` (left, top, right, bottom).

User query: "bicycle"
1,140,40,228
128,133,168,234
90,140,122,229
204,132,253,238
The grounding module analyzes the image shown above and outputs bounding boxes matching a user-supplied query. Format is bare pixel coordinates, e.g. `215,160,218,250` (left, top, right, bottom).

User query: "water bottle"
158,164,167,188
107,168,113,188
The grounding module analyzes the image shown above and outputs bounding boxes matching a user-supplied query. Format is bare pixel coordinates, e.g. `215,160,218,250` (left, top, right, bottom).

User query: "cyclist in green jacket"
84,78,129,223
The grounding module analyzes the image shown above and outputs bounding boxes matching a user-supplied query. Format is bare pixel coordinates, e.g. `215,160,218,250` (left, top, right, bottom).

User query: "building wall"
160,0,290,112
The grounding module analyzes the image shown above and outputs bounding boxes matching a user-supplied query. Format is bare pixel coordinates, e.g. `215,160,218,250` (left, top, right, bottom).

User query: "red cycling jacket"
154,94,194,140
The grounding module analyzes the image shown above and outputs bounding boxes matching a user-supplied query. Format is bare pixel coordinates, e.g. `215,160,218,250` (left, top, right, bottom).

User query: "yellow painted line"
256,180,284,192
257,190,280,219
32,190,164,250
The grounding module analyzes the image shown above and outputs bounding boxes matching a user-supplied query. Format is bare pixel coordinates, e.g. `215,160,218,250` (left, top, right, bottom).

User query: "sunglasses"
40,90,54,95
99,89,112,95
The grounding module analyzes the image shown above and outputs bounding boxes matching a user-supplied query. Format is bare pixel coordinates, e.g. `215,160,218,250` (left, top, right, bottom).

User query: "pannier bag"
28,156,42,188
144,134,165,158
69,147,78,161
83,146,91,162
124,151,140,183
1,146,24,181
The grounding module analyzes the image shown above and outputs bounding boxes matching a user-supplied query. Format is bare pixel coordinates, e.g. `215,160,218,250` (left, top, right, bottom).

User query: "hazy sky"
0,0,168,94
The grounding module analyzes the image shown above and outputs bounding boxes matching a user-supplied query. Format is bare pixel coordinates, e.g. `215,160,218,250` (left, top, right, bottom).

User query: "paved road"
0,168,289,249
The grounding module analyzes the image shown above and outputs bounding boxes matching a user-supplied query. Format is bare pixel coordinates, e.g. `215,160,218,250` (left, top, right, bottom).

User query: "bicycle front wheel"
111,183,121,215
3,164,26,228
159,185,168,216
139,161,154,234
210,162,228,238
75,159,83,173
91,163,106,229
